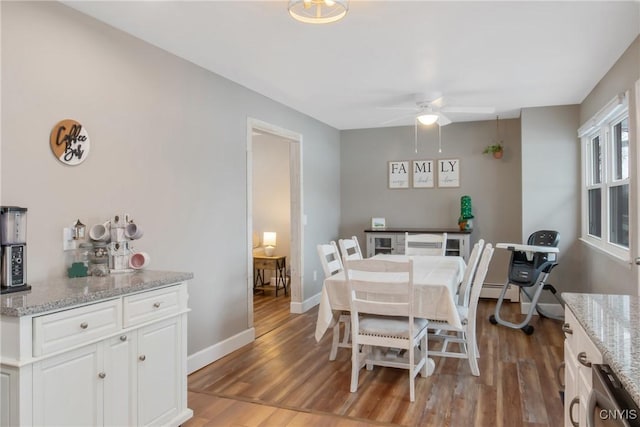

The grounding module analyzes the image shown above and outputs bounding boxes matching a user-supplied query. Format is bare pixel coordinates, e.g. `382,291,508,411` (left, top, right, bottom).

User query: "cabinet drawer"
123,285,185,328
33,299,122,357
254,259,275,270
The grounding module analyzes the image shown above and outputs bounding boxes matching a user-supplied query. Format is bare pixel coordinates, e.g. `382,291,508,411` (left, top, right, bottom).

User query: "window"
579,93,630,259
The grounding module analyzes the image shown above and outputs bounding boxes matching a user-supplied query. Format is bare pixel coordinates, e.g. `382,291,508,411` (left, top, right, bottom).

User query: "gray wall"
340,119,522,283
521,105,581,297
577,36,639,295
1,2,341,356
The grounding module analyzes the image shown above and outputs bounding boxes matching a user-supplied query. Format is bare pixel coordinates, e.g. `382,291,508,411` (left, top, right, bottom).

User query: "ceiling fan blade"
430,96,445,108
377,106,420,111
437,113,452,126
380,113,415,125
440,106,495,114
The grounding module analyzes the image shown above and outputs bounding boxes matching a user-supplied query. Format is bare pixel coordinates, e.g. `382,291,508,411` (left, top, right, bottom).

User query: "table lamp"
263,232,276,256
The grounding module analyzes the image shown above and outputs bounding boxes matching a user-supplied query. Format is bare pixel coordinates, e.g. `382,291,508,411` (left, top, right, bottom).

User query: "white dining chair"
427,244,494,376
338,236,363,260
317,242,351,360
456,239,485,307
344,258,428,402
404,232,447,256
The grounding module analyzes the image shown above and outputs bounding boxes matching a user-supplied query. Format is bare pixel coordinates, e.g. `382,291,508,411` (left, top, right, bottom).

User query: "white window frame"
579,92,630,260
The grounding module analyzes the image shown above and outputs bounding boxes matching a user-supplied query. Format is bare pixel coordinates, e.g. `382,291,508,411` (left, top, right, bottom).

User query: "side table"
253,255,287,296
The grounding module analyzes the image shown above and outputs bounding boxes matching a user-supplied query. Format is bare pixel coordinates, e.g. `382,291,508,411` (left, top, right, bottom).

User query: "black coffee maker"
1,206,30,293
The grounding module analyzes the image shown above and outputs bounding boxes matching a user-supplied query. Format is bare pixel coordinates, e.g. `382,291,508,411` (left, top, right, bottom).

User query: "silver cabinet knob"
120,335,127,341
139,355,146,361
562,323,573,335
80,322,89,329
577,351,592,368
98,372,106,379
153,302,162,308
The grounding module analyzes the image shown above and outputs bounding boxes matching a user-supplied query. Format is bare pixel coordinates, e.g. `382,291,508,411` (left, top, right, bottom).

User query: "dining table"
314,254,467,345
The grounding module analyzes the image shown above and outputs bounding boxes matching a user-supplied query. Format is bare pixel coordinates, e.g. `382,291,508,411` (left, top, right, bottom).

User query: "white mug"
125,223,144,240
89,222,110,242
129,252,150,269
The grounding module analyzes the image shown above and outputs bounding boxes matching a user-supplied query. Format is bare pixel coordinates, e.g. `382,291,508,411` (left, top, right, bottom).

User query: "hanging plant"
483,115,504,159
483,143,503,159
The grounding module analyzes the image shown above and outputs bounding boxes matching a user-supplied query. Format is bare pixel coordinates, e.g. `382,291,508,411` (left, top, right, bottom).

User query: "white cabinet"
1,281,191,427
32,344,102,426
137,317,181,426
365,229,471,261
563,307,602,427
103,333,135,427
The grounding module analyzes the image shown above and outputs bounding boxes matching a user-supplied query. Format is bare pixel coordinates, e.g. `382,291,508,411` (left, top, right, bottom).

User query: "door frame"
635,79,640,293
246,118,303,329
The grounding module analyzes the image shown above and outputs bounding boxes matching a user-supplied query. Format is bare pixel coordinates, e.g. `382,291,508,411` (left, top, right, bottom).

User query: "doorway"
246,119,303,334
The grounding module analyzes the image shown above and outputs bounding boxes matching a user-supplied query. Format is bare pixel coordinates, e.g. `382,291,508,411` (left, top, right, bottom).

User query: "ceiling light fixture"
288,0,349,24
417,114,439,125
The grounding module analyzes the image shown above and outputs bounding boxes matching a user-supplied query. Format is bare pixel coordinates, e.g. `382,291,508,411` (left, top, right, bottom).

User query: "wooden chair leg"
468,332,480,376
350,346,361,393
330,323,340,361
341,316,350,345
420,335,428,377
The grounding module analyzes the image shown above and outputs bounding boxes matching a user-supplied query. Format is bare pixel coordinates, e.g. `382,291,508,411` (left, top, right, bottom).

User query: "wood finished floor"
186,295,565,427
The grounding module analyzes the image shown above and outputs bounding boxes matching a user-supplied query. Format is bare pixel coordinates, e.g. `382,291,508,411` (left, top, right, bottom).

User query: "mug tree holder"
89,212,143,274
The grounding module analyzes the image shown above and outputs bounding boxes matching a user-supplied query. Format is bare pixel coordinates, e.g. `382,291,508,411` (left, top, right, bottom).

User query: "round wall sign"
50,119,90,166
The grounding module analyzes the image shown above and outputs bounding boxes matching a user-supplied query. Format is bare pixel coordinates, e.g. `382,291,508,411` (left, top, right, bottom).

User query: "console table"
364,228,471,262
253,255,287,296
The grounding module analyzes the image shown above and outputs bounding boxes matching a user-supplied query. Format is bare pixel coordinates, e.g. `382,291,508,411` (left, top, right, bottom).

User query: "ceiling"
62,1,640,130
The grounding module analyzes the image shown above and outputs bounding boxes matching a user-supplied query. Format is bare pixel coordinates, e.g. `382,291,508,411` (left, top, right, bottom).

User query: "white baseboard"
520,301,564,317
188,291,322,373
290,291,321,314
187,327,255,374
480,282,520,302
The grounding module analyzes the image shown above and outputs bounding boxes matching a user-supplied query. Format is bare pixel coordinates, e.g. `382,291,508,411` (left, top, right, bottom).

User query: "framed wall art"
412,160,434,188
388,161,409,189
50,119,90,166
437,158,460,188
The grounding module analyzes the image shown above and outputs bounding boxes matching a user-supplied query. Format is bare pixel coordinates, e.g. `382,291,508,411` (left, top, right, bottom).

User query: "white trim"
246,118,304,330
187,328,254,374
636,79,640,294
579,95,631,259
480,282,520,302
290,291,321,314
578,92,628,137
519,302,564,318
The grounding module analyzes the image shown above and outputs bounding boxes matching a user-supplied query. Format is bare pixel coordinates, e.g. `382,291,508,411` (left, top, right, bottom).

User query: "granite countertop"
1,270,193,317
562,292,640,406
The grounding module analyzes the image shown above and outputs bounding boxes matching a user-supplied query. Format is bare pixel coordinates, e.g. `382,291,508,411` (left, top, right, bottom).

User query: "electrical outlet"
62,227,76,251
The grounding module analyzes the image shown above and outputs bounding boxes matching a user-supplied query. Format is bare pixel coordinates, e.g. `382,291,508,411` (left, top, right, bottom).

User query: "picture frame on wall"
388,161,409,189
412,160,434,188
437,158,460,188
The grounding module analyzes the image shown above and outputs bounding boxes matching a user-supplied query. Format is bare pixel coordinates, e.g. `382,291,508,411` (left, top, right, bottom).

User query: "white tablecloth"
315,255,466,342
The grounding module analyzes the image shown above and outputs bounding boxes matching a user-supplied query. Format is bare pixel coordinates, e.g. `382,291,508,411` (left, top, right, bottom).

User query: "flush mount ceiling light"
417,114,439,125
288,0,349,24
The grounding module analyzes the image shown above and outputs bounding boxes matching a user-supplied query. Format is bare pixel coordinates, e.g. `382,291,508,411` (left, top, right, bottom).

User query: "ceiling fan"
382,92,495,127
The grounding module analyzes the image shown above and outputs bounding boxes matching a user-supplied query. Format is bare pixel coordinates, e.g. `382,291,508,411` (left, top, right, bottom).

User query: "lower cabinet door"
103,333,136,427
32,343,102,426
137,316,180,426
564,341,579,427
